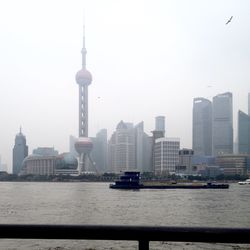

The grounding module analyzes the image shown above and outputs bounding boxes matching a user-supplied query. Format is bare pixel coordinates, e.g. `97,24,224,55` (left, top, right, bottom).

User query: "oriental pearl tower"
74,25,93,174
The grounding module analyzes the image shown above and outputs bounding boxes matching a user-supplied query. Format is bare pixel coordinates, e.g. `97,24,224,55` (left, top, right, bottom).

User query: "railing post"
138,240,149,250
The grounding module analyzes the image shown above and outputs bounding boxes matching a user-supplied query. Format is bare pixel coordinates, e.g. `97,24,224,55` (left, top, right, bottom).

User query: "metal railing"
0,224,250,250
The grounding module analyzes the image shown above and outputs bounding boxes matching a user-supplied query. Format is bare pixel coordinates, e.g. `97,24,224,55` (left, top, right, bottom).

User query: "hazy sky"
0,0,250,171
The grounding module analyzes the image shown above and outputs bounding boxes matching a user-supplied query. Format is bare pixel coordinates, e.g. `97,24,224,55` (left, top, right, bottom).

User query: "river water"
0,182,249,249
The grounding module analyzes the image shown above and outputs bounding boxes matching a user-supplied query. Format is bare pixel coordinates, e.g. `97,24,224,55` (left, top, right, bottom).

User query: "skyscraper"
12,128,28,174
248,93,250,116
238,110,250,154
154,137,180,175
151,130,165,173
69,135,78,158
91,129,108,173
177,148,194,175
212,92,233,156
134,122,152,172
0,156,5,172
108,121,136,173
108,121,152,173
192,98,212,156
74,24,94,174
155,116,165,135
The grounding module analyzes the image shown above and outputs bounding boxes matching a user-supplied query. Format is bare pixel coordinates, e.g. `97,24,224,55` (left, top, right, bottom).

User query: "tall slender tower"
74,24,93,174
12,127,28,174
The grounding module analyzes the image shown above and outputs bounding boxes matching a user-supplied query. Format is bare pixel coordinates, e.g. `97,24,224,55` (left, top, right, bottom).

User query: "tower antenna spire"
81,11,86,69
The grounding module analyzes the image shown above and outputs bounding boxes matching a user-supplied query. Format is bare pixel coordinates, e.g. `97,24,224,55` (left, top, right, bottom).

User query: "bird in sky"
226,16,233,25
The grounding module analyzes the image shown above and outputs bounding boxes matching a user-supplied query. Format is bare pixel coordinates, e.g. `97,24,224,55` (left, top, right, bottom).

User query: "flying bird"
226,16,233,25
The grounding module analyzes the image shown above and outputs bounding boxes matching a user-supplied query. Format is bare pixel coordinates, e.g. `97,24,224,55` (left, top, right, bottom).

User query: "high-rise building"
134,122,152,172
215,154,248,176
248,93,250,116
154,137,180,175
91,129,108,173
108,121,152,173
74,24,94,174
177,148,194,175
212,92,233,156
192,97,212,156
0,156,5,172
151,130,165,173
238,110,250,154
12,128,28,174
155,116,165,135
69,135,78,158
108,121,136,173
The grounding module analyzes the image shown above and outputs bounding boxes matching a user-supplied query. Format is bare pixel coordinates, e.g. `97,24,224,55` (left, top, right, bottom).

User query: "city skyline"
0,0,250,171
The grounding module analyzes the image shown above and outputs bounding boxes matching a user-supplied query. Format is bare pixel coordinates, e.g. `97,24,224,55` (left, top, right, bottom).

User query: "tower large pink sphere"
75,69,92,86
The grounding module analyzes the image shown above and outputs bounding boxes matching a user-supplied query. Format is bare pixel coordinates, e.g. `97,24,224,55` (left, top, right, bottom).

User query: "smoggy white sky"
0,0,250,171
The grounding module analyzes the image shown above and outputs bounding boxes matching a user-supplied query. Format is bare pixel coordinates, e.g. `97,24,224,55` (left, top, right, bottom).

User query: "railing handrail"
0,224,250,243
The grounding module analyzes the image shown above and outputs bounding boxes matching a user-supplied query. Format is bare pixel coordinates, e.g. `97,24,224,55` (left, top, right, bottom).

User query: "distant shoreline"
0,172,247,183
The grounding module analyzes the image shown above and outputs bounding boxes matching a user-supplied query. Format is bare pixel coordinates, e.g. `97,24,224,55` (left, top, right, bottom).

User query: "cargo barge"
109,171,229,189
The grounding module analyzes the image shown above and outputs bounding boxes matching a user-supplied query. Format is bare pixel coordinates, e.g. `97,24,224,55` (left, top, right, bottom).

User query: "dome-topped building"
21,152,79,175
56,153,78,170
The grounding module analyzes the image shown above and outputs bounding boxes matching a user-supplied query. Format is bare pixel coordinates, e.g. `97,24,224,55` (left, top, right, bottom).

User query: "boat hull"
109,184,142,189
110,183,229,189
238,179,250,185
109,171,229,189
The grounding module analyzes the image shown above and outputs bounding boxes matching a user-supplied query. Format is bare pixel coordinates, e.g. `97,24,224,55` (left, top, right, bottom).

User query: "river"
0,182,249,249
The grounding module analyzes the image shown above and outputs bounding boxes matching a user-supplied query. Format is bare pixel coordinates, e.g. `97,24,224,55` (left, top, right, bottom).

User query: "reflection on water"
0,182,249,249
